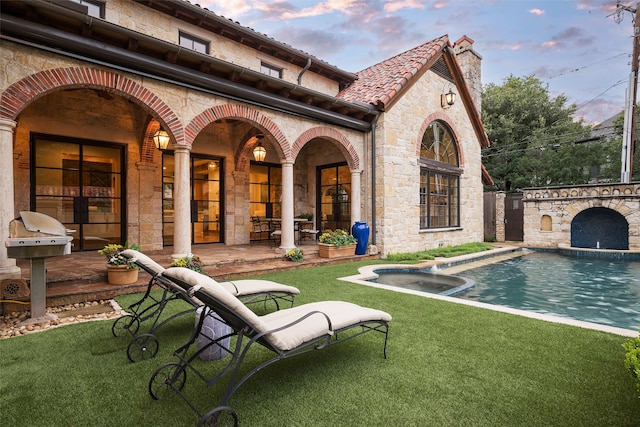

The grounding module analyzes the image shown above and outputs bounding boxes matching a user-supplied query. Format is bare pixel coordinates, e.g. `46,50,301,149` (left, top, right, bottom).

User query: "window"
260,62,283,79
68,0,105,18
179,32,209,54
419,121,460,229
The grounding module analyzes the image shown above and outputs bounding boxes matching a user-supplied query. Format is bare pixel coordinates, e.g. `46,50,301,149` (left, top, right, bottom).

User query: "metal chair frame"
148,269,389,426
112,250,298,363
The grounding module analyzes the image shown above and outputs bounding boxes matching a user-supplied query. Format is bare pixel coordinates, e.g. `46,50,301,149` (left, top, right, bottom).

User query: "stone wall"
375,70,485,256
2,41,365,250
106,0,340,95
522,183,640,249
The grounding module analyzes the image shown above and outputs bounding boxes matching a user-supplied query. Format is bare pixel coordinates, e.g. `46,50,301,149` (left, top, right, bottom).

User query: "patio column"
280,160,295,250
172,145,192,259
0,118,21,279
351,169,362,225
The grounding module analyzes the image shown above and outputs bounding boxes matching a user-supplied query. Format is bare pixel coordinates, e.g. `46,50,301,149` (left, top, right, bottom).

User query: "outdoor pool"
453,251,640,331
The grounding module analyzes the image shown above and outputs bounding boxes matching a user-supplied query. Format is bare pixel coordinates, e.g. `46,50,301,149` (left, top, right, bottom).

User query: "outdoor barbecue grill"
5,211,73,319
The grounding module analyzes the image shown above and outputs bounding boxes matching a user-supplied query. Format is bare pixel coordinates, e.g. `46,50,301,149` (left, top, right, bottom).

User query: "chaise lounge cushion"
219,279,299,297
163,267,392,352
120,249,165,274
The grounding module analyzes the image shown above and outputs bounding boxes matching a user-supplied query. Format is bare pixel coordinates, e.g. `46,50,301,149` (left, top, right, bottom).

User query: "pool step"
437,249,531,275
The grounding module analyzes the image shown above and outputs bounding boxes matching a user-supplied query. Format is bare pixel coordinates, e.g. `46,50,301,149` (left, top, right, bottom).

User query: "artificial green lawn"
1,260,639,426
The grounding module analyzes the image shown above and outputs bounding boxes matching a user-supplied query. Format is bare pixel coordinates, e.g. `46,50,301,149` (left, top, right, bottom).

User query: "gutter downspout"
370,114,380,246
298,58,312,85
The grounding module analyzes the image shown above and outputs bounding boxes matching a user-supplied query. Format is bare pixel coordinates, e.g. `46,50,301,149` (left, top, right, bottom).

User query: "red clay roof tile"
338,35,449,108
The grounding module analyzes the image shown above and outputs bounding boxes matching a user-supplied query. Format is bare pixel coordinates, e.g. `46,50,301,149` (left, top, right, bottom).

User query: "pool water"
373,271,474,296
455,251,640,331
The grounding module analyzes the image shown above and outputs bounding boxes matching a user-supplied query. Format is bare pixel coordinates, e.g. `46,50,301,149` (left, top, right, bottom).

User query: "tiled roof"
337,35,449,109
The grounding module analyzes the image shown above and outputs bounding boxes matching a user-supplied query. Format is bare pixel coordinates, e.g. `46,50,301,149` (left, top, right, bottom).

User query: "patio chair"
112,249,300,362
299,221,319,243
149,267,391,426
250,216,273,243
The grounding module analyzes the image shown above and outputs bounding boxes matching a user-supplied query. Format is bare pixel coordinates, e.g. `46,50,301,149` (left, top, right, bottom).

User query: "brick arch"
185,104,289,172
416,112,465,167
141,121,163,163
566,199,640,224
292,127,360,170
0,66,185,145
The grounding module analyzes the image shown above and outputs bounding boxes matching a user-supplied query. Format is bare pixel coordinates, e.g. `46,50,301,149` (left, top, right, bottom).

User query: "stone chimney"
453,35,482,113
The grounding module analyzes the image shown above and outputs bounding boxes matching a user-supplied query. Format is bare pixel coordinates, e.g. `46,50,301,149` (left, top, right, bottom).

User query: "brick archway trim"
186,104,289,172
416,112,465,167
0,66,184,144
292,127,360,170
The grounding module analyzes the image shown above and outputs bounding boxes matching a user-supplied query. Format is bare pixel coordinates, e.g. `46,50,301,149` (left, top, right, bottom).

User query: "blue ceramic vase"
351,221,370,255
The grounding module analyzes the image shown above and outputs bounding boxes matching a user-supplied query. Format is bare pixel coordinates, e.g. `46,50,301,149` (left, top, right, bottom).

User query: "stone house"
0,0,492,279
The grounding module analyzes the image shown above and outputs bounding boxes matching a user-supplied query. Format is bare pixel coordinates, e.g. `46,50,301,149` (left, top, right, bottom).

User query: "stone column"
496,191,506,242
0,119,21,279
136,162,161,250
280,160,295,250
172,145,192,258
350,169,362,225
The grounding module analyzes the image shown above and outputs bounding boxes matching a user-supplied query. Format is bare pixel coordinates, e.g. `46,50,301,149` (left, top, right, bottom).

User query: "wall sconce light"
253,134,266,162
441,87,456,109
153,129,170,150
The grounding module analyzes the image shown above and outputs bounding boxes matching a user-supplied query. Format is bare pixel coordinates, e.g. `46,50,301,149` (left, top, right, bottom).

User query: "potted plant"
98,242,140,285
318,229,357,258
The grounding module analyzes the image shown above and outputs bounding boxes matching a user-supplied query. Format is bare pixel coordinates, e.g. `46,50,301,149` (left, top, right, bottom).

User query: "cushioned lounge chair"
112,250,300,362
149,267,391,426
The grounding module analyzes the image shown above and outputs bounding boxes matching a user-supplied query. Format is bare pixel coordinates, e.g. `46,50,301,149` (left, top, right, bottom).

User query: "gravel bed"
0,300,123,339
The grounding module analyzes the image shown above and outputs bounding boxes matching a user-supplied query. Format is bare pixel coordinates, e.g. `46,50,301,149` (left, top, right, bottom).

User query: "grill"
5,212,73,320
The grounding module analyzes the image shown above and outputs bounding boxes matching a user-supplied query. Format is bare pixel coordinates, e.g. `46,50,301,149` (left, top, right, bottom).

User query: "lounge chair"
149,267,391,426
112,249,300,362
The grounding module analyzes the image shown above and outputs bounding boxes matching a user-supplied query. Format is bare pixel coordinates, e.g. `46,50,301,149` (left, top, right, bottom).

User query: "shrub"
623,330,640,397
171,255,204,273
284,248,304,262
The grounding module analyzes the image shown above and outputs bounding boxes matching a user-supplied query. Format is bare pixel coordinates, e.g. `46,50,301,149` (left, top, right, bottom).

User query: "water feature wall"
571,207,628,250
521,183,640,250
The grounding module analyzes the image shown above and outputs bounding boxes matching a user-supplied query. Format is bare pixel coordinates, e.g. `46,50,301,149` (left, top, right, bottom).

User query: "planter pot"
351,221,370,255
107,265,139,285
318,243,356,259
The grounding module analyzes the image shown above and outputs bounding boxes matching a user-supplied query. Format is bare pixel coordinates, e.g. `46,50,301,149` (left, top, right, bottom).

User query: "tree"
481,75,612,191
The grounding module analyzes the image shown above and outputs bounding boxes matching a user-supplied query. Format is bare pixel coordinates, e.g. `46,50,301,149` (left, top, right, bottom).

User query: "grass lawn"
1,260,639,426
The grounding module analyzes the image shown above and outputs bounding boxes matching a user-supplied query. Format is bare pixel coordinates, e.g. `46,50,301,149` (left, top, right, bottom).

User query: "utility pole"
616,2,640,183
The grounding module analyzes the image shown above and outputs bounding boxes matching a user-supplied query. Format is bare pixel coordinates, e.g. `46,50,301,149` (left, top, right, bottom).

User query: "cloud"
384,0,427,13
278,0,366,19
529,8,544,16
539,27,594,51
199,0,253,16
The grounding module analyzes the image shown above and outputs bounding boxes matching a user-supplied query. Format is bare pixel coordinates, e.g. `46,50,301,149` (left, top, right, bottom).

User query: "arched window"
419,121,461,229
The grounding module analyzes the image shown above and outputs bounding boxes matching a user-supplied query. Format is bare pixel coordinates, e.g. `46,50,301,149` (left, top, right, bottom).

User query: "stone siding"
106,0,340,95
375,70,484,256
523,183,640,249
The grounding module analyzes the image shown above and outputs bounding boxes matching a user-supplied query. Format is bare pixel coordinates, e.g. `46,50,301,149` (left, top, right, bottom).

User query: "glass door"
162,153,224,245
31,134,125,251
249,162,282,218
317,162,351,232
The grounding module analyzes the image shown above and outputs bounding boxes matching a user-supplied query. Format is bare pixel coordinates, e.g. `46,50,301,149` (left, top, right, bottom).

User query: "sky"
197,0,637,126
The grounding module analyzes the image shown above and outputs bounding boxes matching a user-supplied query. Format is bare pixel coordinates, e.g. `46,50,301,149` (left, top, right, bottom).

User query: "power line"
575,79,627,111
546,52,630,80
